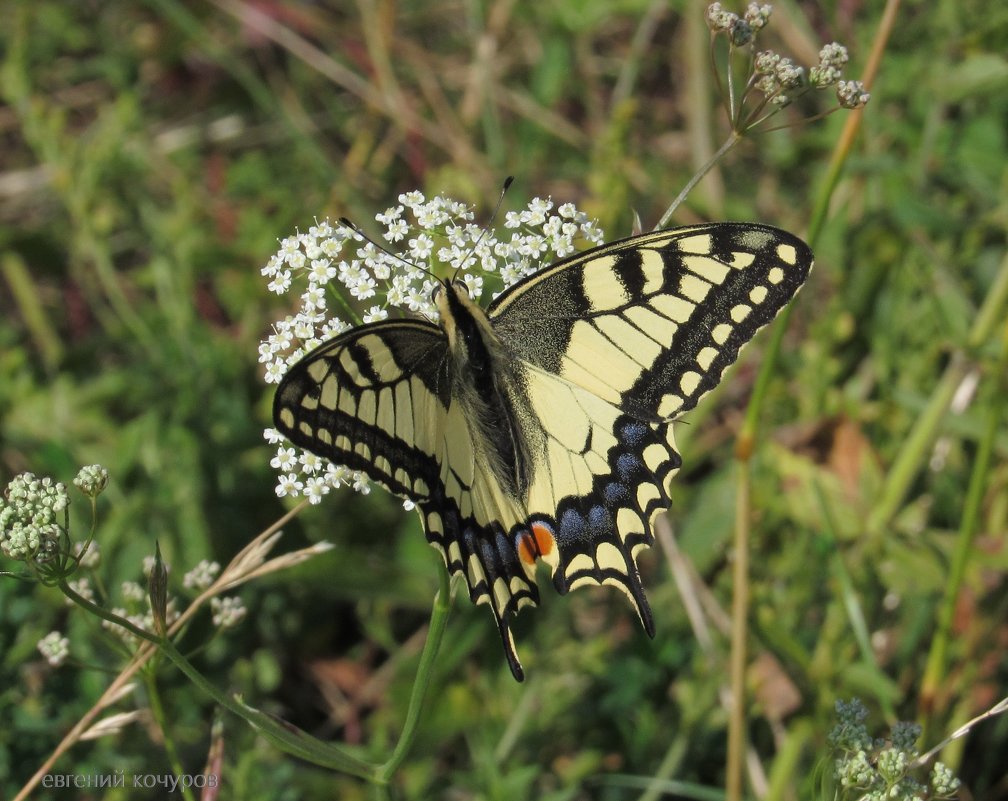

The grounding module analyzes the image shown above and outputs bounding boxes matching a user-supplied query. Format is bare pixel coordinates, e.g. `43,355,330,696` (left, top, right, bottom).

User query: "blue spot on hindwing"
588,505,611,536
604,481,629,504
619,420,648,446
617,452,641,481
558,507,587,547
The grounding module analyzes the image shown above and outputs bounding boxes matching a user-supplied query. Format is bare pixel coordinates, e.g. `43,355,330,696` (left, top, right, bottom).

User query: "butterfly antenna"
452,176,514,282
338,217,437,282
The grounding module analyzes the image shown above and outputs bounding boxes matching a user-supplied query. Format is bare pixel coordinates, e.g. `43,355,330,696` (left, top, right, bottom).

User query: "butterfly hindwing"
486,223,812,642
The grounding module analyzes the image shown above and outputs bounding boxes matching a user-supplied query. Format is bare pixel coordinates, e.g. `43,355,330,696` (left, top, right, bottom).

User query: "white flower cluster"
183,558,220,590
211,596,247,629
260,191,604,504
0,472,69,562
38,631,70,667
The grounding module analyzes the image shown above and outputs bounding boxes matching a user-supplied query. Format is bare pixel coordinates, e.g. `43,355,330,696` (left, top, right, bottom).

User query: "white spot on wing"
749,285,769,304
711,323,732,344
777,243,797,264
730,304,752,323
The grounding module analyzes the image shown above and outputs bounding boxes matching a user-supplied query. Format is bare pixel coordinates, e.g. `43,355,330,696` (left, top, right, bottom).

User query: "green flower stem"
143,673,198,801
156,558,453,783
59,581,161,645
653,132,741,231
725,463,750,801
375,557,454,783
920,316,1008,741
155,634,376,778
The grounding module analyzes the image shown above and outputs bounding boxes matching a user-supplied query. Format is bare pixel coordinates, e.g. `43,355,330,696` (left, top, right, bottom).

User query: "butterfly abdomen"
436,281,531,499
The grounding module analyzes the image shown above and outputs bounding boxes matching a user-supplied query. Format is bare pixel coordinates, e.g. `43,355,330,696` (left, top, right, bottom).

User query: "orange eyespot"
517,522,555,566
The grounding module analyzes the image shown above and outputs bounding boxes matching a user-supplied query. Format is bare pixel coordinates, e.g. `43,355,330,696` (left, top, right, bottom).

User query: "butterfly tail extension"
537,416,682,638
419,494,540,681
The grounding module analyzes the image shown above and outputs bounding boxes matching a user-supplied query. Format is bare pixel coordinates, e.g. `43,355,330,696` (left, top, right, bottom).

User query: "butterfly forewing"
273,320,451,500
489,223,813,420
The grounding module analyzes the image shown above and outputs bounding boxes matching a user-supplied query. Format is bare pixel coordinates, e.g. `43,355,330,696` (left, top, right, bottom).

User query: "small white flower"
376,204,404,225
416,202,447,228
121,580,145,602
326,462,352,487
386,285,407,307
264,359,287,384
462,273,484,298
504,210,522,229
304,476,329,504
363,305,388,323
299,451,324,474
351,275,377,300
271,447,298,471
551,235,575,258
409,233,434,260
309,219,333,238
276,473,303,498
399,190,425,208
501,262,522,286
525,196,552,225
263,427,284,444
372,254,396,280
261,254,282,278
302,285,326,310
386,219,409,241
520,234,548,257
352,473,371,495
307,259,336,284
267,270,293,294
320,317,348,338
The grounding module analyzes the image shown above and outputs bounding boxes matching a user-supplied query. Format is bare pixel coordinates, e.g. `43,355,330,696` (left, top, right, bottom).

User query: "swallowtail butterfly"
273,223,812,679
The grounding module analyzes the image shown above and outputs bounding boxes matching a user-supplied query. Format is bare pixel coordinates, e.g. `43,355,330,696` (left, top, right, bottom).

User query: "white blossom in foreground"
261,192,605,502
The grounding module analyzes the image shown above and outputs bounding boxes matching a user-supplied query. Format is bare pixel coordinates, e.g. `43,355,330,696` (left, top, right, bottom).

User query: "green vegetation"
1,0,1005,799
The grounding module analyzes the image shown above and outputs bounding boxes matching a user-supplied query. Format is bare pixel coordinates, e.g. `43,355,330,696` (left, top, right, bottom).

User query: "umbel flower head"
1,467,107,581
260,191,604,504
705,2,869,132
0,472,69,563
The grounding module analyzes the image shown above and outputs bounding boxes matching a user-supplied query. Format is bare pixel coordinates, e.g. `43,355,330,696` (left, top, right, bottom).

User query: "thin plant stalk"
919,316,1008,740
375,559,454,783
654,132,740,230
725,2,901,798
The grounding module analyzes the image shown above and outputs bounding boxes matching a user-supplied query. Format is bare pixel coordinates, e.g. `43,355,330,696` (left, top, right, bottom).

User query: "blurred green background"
1,0,1006,798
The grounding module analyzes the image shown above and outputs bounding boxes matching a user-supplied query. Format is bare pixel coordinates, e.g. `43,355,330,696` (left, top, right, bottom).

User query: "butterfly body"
273,223,813,679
